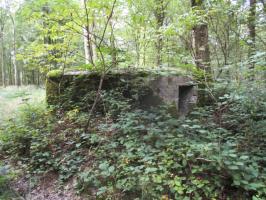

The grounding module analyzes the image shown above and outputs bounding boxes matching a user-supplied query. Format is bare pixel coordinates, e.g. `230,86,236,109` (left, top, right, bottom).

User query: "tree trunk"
191,0,211,105
192,24,210,72
191,0,210,73
110,20,117,68
143,27,146,67
83,25,94,64
0,8,6,87
20,69,23,86
10,15,19,86
37,70,40,86
1,30,5,87
248,0,256,77
154,0,166,67
32,70,35,84
80,0,96,65
9,52,12,85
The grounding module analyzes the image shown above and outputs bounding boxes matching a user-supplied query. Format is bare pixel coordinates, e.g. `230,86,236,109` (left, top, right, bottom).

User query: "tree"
80,0,97,65
10,14,19,86
0,0,263,87
154,0,168,67
0,8,7,87
190,0,212,105
248,0,256,76
191,0,210,74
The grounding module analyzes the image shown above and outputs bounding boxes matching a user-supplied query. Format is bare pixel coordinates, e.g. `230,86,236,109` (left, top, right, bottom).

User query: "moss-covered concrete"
45,69,197,115
47,69,63,79
46,69,65,105
46,78,60,105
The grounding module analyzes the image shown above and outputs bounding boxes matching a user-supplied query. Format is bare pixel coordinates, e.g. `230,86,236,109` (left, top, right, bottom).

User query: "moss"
46,69,64,105
46,78,60,105
47,69,63,79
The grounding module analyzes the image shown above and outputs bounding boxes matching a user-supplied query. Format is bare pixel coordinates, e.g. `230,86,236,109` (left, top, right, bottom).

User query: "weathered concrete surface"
46,70,197,116
150,76,197,116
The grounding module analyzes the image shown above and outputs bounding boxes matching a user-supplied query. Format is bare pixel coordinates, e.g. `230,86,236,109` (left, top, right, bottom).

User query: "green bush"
0,163,18,200
75,84,266,199
0,101,48,159
0,99,87,181
1,82,265,200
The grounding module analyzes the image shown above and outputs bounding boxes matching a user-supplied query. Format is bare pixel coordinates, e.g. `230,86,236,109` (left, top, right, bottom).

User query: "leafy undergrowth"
0,86,45,199
0,163,18,200
0,82,265,200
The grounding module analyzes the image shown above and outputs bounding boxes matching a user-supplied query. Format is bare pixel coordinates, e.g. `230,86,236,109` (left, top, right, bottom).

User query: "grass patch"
0,86,45,124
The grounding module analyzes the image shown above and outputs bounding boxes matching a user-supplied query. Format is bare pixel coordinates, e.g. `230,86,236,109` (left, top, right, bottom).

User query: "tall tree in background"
80,0,97,65
10,14,19,86
0,0,264,87
191,0,210,74
248,0,256,75
109,19,117,67
154,0,167,67
0,8,6,87
191,0,211,104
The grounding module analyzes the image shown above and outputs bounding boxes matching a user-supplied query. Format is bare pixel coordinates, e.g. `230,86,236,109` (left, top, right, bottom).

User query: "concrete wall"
46,70,197,116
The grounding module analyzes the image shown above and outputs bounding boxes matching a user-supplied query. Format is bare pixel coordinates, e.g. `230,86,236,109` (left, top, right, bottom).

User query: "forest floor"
12,173,81,200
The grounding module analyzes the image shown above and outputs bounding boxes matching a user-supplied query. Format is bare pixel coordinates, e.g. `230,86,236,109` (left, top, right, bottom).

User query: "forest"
0,0,265,199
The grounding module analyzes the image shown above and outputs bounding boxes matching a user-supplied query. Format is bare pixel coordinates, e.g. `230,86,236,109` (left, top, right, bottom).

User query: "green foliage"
46,69,63,78
0,164,11,193
0,0,265,198
0,100,48,160
0,163,18,200
71,83,265,199
1,80,266,199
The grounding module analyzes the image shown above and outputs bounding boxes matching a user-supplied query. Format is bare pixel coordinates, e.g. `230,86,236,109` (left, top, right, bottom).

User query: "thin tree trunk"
1,31,5,87
134,33,140,67
154,0,166,67
143,27,146,67
8,56,11,85
0,9,5,87
20,69,23,86
92,20,97,62
83,26,94,64
37,70,40,86
80,0,95,65
10,15,18,86
110,20,117,68
32,70,35,84
248,0,256,77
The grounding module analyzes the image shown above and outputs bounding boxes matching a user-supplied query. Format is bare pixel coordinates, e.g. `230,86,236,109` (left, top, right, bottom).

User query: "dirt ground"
12,173,82,200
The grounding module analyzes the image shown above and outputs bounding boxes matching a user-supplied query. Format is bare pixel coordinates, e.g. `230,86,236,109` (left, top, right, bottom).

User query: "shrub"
75,85,266,199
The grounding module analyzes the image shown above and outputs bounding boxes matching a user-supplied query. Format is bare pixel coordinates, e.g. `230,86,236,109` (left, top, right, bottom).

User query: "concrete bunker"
46,70,197,116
